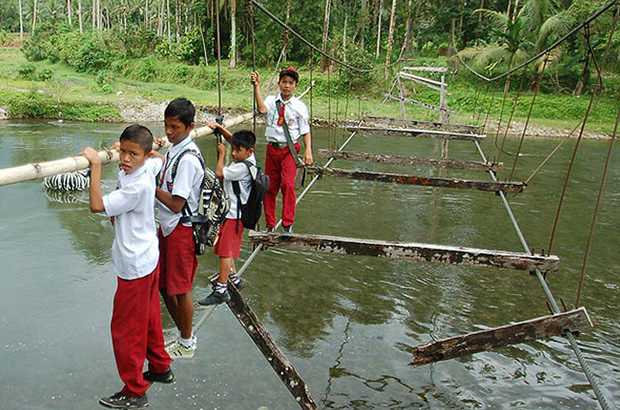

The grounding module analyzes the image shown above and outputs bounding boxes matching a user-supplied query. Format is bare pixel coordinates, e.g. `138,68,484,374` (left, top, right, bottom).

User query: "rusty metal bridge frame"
192,113,603,409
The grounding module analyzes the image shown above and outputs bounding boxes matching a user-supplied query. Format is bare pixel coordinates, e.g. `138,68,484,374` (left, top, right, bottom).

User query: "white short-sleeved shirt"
156,136,205,237
222,154,257,219
264,94,310,143
103,157,163,280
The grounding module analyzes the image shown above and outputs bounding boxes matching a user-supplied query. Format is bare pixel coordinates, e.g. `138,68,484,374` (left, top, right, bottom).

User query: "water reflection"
1,121,619,409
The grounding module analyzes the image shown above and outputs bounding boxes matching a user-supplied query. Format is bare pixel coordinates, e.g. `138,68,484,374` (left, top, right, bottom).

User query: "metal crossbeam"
248,232,560,274
226,283,318,409
318,150,503,172
410,307,593,366
357,116,481,133
308,167,525,193
346,125,484,141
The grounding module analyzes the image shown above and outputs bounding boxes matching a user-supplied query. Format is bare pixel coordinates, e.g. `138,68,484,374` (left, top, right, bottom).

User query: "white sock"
179,336,193,348
215,282,227,294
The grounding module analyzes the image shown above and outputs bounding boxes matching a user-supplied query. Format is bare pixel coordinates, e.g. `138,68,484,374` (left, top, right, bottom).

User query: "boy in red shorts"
81,125,174,410
199,124,256,305
154,98,204,359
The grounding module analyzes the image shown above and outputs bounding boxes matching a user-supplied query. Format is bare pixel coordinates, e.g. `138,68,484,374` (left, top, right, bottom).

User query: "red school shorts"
158,224,197,295
214,218,244,258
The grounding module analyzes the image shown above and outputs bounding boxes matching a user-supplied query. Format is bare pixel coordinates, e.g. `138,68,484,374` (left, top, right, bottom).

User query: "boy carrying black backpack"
199,124,268,305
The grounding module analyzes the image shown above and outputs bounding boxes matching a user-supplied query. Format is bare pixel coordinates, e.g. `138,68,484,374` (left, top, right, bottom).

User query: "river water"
0,120,618,409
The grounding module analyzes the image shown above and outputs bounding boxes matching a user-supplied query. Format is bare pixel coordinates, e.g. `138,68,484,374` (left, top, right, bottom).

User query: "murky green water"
0,120,618,409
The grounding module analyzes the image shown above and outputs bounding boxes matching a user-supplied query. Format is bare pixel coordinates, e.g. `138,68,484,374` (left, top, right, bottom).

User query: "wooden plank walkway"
308,167,525,193
346,125,485,141
358,115,481,133
410,307,593,366
318,150,503,172
248,232,560,274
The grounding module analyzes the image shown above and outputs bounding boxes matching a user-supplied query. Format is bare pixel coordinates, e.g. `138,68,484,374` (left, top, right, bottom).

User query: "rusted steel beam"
317,149,503,172
308,167,525,193
226,283,318,409
247,232,560,274
410,307,593,366
346,125,484,141
357,116,481,133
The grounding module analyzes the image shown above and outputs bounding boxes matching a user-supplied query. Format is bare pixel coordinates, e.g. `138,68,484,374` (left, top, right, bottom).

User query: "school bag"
232,160,269,231
171,149,230,255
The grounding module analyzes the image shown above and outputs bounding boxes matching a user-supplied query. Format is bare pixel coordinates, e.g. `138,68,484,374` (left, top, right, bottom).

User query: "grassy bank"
0,47,617,135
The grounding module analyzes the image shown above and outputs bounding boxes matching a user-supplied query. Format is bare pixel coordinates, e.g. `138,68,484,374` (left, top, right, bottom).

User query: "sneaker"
143,367,175,384
282,225,294,235
166,340,196,360
99,392,149,409
265,226,274,232
230,277,245,291
198,289,231,306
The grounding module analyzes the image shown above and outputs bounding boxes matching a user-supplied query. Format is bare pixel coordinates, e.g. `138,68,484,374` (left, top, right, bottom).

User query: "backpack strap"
275,100,305,168
169,148,206,223
231,160,255,232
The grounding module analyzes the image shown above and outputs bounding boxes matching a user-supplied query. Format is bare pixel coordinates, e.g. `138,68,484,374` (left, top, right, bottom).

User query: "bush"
75,35,116,73
35,67,54,81
16,62,37,79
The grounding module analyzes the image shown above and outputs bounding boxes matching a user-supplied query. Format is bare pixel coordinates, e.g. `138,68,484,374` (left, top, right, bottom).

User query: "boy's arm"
80,147,105,213
251,71,268,115
215,142,226,179
206,121,232,143
155,188,187,214
302,132,313,165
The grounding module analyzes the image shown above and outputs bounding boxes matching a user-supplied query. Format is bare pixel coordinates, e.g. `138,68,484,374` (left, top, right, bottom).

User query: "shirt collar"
168,136,193,156
277,94,296,105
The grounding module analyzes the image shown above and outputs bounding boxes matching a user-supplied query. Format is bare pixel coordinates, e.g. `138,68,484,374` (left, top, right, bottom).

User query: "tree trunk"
92,0,96,28
399,0,413,59
175,0,180,42
479,0,484,22
229,0,237,68
375,0,383,60
359,0,367,48
384,0,397,78
167,0,171,44
78,0,82,32
18,0,23,39
145,0,149,28
32,0,38,33
281,0,291,60
67,0,73,26
320,0,331,72
343,5,348,63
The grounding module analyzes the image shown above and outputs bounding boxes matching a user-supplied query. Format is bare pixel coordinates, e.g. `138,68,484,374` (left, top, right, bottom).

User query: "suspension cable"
453,0,618,83
214,0,223,145
548,25,601,255
249,0,257,134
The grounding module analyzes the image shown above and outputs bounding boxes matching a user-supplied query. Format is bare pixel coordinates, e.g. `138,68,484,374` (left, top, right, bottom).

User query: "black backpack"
170,149,230,255
232,160,269,231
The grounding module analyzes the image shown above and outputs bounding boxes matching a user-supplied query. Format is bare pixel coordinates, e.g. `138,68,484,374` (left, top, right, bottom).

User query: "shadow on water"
0,121,619,409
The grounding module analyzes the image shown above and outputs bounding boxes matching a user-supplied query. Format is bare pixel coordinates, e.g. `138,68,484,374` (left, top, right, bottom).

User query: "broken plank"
247,232,559,274
358,116,481,133
308,167,525,193
403,66,448,73
410,307,593,366
346,125,484,141
226,283,318,409
317,150,503,172
398,71,445,92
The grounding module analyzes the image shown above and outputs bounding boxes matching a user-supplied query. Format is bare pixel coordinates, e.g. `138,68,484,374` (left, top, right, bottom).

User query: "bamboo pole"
0,112,254,187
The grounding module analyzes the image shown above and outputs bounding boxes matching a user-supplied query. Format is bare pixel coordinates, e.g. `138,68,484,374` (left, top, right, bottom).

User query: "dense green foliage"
0,0,617,128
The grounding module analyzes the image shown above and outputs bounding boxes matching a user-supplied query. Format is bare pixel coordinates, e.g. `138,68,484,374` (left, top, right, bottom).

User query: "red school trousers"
264,142,300,228
111,264,171,397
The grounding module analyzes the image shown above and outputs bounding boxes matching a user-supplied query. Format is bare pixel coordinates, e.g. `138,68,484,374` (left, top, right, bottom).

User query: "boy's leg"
111,275,151,397
159,224,197,356
146,263,172,374
264,145,283,229
280,143,300,228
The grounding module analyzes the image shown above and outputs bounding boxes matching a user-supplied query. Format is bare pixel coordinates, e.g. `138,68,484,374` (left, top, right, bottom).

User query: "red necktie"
277,102,285,126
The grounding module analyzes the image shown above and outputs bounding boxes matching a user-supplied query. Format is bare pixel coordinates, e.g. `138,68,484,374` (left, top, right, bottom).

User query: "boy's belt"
268,141,289,149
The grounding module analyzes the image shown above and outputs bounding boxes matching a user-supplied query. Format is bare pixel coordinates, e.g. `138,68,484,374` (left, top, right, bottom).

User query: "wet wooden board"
308,167,525,193
410,307,593,366
318,150,503,172
226,283,318,409
248,232,560,274
346,125,483,141
357,116,481,132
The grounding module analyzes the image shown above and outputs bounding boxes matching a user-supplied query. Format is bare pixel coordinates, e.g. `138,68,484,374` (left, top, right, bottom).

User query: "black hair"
120,124,154,153
279,68,299,84
164,97,195,127
231,130,256,150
